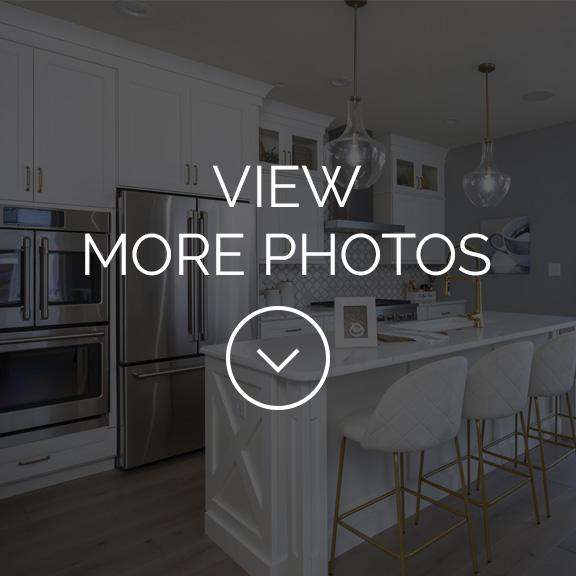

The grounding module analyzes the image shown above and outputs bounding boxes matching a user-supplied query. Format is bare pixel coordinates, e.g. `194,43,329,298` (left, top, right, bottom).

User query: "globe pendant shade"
463,140,511,207
324,97,386,189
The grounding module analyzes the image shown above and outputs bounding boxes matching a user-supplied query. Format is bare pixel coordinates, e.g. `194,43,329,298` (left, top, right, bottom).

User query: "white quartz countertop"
203,312,576,381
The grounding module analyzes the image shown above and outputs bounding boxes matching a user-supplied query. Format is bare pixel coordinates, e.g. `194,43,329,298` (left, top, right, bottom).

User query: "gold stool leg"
534,398,551,517
475,420,486,492
455,436,479,574
393,452,407,576
514,413,519,468
400,452,406,534
476,419,492,562
519,411,541,525
565,393,576,452
414,450,425,525
467,419,471,495
329,437,347,575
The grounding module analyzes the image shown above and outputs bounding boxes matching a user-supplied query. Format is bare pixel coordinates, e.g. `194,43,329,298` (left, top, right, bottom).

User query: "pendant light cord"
353,1,358,100
485,68,490,142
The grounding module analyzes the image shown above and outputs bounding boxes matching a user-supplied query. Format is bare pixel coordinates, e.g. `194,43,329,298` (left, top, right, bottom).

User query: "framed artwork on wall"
480,216,530,274
334,297,377,348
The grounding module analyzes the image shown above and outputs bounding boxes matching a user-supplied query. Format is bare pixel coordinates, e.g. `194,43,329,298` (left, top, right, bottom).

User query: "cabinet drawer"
260,318,319,339
0,427,115,486
427,303,466,319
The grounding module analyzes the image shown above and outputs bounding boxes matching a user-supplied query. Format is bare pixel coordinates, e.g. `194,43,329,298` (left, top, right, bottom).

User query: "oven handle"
132,365,204,379
0,331,105,346
21,236,32,321
39,237,49,320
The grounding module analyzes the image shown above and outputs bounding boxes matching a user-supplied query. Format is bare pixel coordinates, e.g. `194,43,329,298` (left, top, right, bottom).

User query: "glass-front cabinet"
258,101,329,178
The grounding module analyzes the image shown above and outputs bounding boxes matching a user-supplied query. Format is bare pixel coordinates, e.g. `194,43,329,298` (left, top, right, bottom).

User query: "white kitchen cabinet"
0,39,33,203
0,40,116,207
374,134,448,265
119,66,192,193
259,101,330,179
119,64,255,199
260,316,319,340
257,101,333,264
257,170,325,264
416,301,466,320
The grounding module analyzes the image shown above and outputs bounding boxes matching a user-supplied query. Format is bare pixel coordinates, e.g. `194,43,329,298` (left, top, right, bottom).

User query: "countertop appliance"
310,299,418,323
0,205,110,446
117,189,256,469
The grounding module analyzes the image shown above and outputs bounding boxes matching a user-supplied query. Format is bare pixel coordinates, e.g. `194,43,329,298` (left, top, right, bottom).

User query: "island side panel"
205,356,328,576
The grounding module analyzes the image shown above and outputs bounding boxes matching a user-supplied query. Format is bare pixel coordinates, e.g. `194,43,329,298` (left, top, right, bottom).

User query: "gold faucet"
443,243,483,328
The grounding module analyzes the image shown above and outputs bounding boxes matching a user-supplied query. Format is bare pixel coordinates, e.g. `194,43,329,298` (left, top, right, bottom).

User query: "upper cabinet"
374,135,448,265
256,101,333,264
258,101,327,179
0,39,116,208
118,64,258,200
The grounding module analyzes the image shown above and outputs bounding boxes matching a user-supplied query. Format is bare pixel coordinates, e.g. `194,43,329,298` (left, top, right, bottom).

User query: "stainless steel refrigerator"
117,189,257,469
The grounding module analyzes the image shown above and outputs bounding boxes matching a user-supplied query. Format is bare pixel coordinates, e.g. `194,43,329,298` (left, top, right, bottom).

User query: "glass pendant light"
463,63,511,207
324,0,386,189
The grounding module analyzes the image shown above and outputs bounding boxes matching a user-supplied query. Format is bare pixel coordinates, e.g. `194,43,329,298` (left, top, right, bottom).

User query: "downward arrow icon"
256,348,300,373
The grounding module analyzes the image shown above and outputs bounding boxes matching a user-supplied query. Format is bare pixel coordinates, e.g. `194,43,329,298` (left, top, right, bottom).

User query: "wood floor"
1,448,576,576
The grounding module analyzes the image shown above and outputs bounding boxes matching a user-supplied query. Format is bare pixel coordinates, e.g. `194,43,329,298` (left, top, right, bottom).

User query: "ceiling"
9,0,576,148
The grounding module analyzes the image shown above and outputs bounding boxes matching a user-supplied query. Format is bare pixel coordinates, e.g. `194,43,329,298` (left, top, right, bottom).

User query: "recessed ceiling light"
444,117,462,125
115,0,154,19
330,77,352,87
521,90,554,102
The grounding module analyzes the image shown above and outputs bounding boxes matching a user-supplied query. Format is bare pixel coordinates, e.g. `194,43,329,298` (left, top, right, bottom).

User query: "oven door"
0,229,34,330
35,231,108,326
0,325,108,436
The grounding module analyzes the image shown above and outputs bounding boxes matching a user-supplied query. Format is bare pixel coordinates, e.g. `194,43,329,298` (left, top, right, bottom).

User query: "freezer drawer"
119,357,204,469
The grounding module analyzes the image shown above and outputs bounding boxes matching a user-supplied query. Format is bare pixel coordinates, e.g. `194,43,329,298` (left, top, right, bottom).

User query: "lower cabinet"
417,301,466,320
260,314,330,339
0,426,116,498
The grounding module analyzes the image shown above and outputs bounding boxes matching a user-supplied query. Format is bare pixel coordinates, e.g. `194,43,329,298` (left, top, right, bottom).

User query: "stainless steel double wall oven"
0,205,110,445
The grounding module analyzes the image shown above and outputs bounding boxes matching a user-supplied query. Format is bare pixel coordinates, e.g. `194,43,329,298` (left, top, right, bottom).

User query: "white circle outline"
225,306,331,411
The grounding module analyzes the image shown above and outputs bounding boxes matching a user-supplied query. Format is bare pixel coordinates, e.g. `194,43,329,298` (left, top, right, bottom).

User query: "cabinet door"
392,150,442,196
191,93,250,200
391,193,445,264
0,39,33,202
34,51,115,207
258,172,324,264
118,67,191,193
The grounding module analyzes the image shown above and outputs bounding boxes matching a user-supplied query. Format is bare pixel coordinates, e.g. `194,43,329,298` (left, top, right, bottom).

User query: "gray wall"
445,120,576,316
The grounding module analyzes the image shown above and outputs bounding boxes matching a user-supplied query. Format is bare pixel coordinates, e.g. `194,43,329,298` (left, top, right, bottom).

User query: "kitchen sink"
389,316,477,332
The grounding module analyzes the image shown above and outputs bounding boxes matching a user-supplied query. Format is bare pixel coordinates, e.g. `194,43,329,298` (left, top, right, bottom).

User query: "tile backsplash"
259,232,434,307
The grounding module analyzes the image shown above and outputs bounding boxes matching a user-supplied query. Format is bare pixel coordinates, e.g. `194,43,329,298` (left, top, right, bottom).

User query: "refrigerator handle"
199,211,208,341
39,237,49,320
21,236,32,321
187,210,200,342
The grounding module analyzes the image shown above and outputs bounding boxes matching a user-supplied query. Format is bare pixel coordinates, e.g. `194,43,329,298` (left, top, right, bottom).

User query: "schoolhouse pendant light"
324,0,386,189
463,63,511,207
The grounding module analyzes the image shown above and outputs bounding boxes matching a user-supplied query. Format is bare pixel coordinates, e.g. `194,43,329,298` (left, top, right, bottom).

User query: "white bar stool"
420,341,539,564
526,331,576,517
329,357,478,576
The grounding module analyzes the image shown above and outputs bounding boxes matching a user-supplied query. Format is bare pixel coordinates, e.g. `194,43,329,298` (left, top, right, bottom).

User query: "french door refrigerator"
118,189,257,468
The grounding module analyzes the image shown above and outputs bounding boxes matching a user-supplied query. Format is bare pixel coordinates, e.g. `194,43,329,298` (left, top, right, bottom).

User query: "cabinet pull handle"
283,150,287,165
185,164,191,185
37,167,43,193
288,150,292,165
440,311,451,316
25,166,30,191
285,328,302,333
193,165,198,185
18,455,50,466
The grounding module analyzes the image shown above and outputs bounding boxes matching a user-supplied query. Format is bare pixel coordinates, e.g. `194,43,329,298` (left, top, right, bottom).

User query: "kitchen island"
203,312,576,576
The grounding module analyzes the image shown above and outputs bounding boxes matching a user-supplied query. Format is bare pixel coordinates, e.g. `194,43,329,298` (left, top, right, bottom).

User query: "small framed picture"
334,297,377,348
